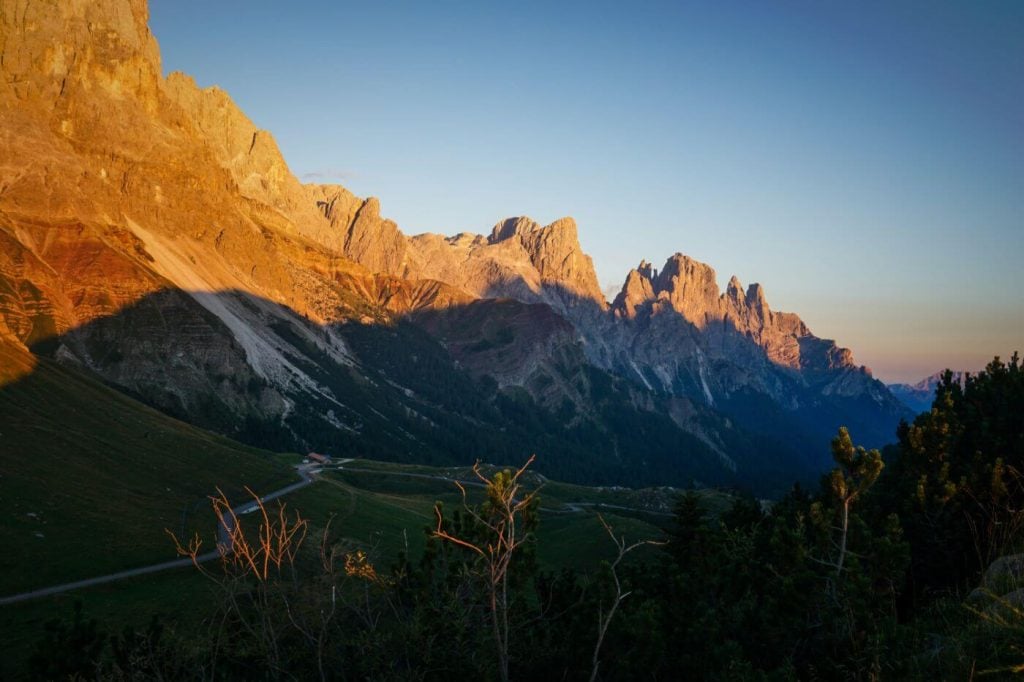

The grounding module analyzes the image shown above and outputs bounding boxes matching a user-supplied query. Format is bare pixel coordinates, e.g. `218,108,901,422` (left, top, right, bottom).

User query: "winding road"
0,465,319,607
1,460,670,606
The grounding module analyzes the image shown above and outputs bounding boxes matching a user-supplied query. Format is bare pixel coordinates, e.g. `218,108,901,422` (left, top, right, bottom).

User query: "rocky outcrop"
490,216,606,305
611,253,855,374
163,74,328,242
405,216,606,315
0,0,909,486
339,196,409,276
968,554,1024,617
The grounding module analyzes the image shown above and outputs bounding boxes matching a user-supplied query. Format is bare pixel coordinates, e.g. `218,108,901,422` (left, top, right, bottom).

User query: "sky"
149,1,1023,384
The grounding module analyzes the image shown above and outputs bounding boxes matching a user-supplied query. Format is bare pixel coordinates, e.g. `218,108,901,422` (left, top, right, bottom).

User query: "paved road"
0,466,319,607
1,461,668,606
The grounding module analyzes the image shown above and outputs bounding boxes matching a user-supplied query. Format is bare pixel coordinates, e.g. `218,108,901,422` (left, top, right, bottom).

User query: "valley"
0,368,713,677
0,0,909,502
0,0,1018,678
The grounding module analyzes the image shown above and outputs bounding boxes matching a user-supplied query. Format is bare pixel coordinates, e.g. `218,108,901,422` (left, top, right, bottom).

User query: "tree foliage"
879,353,1024,597
26,354,1024,679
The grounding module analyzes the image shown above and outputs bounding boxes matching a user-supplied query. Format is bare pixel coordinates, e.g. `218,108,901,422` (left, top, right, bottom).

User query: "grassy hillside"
0,464,690,677
281,462,704,571
0,338,732,596
0,347,297,593
0,351,734,676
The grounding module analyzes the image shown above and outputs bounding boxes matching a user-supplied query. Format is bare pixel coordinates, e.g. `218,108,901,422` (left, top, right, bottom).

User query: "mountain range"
888,370,970,415
0,0,910,494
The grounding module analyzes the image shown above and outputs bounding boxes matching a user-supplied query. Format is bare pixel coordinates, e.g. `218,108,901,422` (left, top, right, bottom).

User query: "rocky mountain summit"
612,256,852,372
335,213,609,320
603,254,866,397
369,210,906,452
0,0,908,491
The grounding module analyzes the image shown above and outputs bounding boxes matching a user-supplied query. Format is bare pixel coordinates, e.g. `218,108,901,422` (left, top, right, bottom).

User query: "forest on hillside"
25,355,1024,680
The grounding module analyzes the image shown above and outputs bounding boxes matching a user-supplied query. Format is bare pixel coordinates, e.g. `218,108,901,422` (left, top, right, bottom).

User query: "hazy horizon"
150,1,1023,384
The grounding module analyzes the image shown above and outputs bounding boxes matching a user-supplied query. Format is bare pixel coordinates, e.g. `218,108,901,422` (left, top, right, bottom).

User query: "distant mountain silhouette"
888,370,970,414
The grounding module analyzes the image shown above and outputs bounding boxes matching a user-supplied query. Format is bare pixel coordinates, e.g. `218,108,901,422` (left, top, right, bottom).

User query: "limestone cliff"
0,0,908,485
0,0,467,430
611,253,855,374
404,215,607,316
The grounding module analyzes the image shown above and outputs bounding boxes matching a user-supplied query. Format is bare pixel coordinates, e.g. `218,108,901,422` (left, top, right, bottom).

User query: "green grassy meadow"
0,357,734,677
0,354,297,594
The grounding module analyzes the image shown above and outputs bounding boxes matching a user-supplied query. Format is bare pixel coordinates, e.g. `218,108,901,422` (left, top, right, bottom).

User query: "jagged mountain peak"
608,250,856,375
405,214,606,312
0,0,910,492
653,253,721,310
488,215,578,245
746,282,768,309
610,265,656,319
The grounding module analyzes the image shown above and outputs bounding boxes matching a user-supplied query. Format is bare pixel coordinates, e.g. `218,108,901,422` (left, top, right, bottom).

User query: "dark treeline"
29,355,1023,680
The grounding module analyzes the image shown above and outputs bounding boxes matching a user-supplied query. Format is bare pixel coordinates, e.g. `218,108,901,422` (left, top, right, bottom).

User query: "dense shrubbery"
879,354,1024,599
30,355,1023,679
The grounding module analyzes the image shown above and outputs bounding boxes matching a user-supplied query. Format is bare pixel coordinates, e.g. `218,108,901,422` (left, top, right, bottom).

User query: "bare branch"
590,514,664,682
429,455,540,682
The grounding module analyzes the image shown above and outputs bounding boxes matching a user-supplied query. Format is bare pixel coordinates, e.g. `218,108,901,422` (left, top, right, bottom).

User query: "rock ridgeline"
0,0,908,485
400,215,606,315
0,0,467,427
611,254,855,374
325,196,862,400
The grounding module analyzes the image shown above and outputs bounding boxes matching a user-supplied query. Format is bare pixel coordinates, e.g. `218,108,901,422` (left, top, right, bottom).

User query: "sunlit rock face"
402,215,607,314
0,0,908,484
0,0,472,438
610,253,854,376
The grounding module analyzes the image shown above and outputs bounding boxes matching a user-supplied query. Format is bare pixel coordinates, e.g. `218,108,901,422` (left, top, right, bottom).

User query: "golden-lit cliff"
0,0,909,486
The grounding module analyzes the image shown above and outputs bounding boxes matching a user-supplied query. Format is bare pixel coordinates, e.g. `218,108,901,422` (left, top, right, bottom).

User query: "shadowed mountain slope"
14,288,771,490
0,0,906,495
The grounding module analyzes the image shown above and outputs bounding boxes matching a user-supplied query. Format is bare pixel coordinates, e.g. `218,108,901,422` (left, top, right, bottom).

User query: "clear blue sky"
150,1,1023,383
